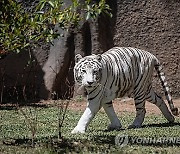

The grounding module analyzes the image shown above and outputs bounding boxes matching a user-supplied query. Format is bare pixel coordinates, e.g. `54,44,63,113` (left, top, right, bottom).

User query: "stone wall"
113,0,180,97
0,0,179,102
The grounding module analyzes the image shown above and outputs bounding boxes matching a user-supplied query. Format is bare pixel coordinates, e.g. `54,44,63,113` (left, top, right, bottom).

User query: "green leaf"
48,1,54,8
16,48,20,53
86,12,91,20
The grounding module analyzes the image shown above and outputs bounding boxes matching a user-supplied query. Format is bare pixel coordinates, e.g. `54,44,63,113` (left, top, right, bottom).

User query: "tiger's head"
74,54,103,89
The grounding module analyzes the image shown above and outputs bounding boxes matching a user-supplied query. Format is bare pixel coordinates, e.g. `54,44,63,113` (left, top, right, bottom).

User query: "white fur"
72,47,175,133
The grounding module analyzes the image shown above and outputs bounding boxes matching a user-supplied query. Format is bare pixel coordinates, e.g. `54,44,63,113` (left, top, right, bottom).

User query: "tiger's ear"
75,54,82,63
96,54,102,62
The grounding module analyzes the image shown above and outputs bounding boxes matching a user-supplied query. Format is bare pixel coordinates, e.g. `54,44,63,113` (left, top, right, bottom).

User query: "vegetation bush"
0,0,111,57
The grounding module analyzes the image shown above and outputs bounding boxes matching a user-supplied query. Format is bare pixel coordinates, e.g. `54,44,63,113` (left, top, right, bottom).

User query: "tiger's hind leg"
128,95,146,129
102,101,122,131
146,88,175,123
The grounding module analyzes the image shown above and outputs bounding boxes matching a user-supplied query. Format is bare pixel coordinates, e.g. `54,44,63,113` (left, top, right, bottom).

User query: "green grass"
0,105,180,154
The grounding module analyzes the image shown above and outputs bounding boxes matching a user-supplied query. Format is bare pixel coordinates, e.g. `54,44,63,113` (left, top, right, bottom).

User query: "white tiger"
71,47,178,133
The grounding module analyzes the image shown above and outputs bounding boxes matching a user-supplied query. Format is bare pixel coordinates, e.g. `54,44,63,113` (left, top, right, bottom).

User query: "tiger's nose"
87,81,93,85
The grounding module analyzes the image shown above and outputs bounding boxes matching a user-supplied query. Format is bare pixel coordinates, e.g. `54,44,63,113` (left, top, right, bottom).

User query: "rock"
0,0,179,103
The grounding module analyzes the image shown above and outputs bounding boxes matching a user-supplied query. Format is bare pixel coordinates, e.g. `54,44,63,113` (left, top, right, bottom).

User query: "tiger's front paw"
71,126,86,134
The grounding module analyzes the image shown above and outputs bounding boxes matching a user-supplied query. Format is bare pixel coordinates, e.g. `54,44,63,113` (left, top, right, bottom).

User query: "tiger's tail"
155,62,178,116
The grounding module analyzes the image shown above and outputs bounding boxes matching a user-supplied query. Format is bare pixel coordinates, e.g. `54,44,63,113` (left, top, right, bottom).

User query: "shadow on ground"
142,122,180,128
2,121,180,153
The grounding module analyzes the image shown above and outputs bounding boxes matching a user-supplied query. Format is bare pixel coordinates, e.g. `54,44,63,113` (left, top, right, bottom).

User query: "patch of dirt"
68,98,180,115
0,98,179,116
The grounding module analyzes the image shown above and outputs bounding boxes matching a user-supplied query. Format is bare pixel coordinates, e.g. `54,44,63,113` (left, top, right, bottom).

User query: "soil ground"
68,98,180,115
0,98,179,116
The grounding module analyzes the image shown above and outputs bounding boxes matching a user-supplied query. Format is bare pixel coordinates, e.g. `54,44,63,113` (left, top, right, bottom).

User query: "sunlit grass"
0,105,180,153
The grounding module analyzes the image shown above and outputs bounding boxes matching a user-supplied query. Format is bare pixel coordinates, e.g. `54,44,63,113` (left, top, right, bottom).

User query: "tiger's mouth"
82,81,99,89
83,83,95,88
85,85,94,88
84,83,99,89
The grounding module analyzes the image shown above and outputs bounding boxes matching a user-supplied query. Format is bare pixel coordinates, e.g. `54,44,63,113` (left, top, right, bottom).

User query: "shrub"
0,0,111,57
